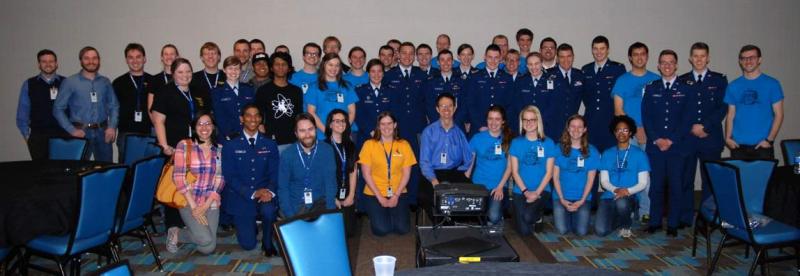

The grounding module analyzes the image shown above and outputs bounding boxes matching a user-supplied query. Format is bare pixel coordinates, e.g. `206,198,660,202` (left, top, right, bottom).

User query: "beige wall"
1,0,798,162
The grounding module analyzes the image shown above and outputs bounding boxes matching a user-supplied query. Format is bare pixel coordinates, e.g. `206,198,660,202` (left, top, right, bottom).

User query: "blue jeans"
363,194,410,236
552,198,591,236
486,196,504,225
512,192,549,236
595,197,637,237
631,136,649,219
85,128,113,162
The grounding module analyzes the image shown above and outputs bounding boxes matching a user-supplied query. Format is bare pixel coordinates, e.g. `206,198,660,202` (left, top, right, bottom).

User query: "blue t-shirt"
343,72,369,88
611,71,660,126
469,131,508,189
289,70,318,111
553,145,600,201
509,136,557,194
599,145,650,199
307,81,359,135
723,74,784,145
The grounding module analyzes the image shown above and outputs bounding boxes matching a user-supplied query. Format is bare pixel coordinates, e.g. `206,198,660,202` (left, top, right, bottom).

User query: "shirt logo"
272,93,296,118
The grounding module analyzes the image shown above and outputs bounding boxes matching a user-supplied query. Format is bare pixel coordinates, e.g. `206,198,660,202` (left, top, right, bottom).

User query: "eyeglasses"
197,121,213,126
738,55,758,62
304,52,320,57
522,118,538,123
615,128,630,134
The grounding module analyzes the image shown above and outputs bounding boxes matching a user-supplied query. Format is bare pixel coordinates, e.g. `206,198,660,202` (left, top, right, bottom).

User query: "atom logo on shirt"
272,93,295,119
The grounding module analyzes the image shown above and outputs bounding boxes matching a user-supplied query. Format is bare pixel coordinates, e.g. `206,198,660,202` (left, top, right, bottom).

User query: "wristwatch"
766,139,774,145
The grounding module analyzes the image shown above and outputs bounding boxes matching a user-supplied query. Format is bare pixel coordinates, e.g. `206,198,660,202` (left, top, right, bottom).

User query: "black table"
397,262,637,275
0,160,111,247
764,166,800,228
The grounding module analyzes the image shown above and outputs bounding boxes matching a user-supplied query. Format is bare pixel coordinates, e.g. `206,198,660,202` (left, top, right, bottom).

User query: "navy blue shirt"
212,82,256,140
221,131,279,217
385,66,427,139
581,60,626,151
549,67,586,137
423,72,469,131
278,142,337,217
641,78,691,155
511,72,556,135
678,70,728,152
467,69,513,133
354,82,392,145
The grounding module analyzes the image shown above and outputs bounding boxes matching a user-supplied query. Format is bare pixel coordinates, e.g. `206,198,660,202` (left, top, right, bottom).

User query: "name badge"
50,87,58,100
440,152,447,164
387,186,394,197
546,80,554,90
494,144,502,155
134,111,143,122
304,189,313,204
577,156,585,168
537,146,544,158
90,91,98,103
301,83,309,94
337,92,344,103
338,188,347,200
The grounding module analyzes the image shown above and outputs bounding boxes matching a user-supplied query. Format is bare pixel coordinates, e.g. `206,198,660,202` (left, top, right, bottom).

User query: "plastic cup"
373,255,396,276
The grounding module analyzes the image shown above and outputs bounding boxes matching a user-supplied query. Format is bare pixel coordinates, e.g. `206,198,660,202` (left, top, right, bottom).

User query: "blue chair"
89,260,132,276
49,138,87,160
780,139,800,166
113,155,165,271
704,160,800,275
274,210,351,276
122,133,161,165
23,165,128,276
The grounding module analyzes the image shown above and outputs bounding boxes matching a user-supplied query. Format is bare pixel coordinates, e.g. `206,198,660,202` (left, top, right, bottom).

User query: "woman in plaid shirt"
170,111,225,254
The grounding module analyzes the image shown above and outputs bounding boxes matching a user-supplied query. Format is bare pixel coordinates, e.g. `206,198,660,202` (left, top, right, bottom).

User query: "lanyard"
204,71,219,90
616,145,630,170
177,86,195,121
297,143,318,189
163,73,169,84
129,73,143,111
241,69,249,82
332,141,347,187
382,140,395,184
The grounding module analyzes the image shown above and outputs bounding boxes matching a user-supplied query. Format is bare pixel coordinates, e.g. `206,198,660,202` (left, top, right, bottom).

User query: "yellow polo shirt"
358,139,417,196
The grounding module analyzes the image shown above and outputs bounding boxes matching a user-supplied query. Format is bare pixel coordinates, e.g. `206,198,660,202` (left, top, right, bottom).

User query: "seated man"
278,113,337,218
221,104,279,256
418,93,474,221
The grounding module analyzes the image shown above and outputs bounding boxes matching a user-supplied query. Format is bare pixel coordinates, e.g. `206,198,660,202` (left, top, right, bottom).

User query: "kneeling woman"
358,112,417,236
595,115,650,237
552,115,600,236
173,112,224,254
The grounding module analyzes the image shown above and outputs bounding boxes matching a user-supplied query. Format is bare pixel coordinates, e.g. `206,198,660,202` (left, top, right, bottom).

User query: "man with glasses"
724,44,784,159
289,42,321,96
540,37,558,71
641,49,690,237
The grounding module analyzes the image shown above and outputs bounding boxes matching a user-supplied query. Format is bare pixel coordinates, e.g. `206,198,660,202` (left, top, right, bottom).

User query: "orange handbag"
156,139,196,208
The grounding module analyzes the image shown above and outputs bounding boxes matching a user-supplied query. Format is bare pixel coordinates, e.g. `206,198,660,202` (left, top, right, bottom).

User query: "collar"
662,76,677,87
39,73,58,83
399,65,413,73
226,81,239,90
559,66,571,76
244,130,258,141
441,71,453,80
370,82,381,90
693,68,708,79
596,59,607,69
486,68,498,75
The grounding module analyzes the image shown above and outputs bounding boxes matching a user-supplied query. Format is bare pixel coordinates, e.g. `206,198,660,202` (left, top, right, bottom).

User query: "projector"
433,182,489,216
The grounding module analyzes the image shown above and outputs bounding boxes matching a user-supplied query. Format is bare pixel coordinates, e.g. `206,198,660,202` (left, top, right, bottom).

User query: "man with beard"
540,37,558,71
278,113,337,218
234,39,253,83
54,46,119,162
16,49,69,160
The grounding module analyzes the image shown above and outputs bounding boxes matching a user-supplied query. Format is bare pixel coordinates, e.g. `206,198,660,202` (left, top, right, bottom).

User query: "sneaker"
166,227,180,253
618,228,633,238
641,214,650,224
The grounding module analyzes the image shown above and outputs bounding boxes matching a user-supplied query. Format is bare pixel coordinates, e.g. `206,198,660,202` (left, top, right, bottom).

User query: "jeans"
84,128,113,162
595,197,637,236
178,206,220,254
486,196,504,225
363,194,410,236
512,192,549,236
631,136,650,219
552,198,591,236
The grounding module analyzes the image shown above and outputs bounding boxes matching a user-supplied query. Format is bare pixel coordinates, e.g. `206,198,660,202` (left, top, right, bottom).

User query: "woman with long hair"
467,106,514,225
552,115,600,236
306,53,358,134
324,109,358,236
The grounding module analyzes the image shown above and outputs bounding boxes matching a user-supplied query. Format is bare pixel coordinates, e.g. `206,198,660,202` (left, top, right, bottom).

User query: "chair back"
722,159,776,214
90,260,132,276
117,156,166,234
72,165,128,249
122,134,161,165
49,138,87,160
704,161,752,240
781,139,800,166
0,247,8,261
274,210,351,276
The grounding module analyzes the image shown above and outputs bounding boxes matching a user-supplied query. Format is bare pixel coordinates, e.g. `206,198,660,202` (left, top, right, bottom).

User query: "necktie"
597,66,602,74
249,137,255,148
233,86,239,96
374,88,379,97
404,69,409,79
490,71,495,79
665,82,671,90
697,74,703,84
564,72,570,83
533,78,539,87
445,76,449,83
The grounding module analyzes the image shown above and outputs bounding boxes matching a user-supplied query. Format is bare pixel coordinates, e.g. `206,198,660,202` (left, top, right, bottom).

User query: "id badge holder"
494,144,502,155
50,87,58,100
337,92,344,103
134,111,143,122
537,146,545,158
546,80,554,90
90,91,98,103
577,156,585,168
338,188,347,200
387,186,394,197
440,152,447,164
304,189,313,204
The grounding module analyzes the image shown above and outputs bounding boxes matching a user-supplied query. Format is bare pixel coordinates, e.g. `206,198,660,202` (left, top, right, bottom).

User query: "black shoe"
678,222,691,229
644,225,662,234
263,248,278,257
533,222,544,233
666,227,678,237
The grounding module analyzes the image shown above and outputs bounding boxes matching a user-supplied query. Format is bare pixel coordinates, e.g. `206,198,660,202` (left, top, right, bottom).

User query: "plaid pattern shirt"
173,139,224,205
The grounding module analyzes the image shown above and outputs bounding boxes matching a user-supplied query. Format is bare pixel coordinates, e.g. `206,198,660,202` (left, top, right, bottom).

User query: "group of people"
16,28,784,256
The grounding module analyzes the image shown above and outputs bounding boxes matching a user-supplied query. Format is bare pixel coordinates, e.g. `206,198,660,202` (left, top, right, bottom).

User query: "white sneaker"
167,227,180,253
619,228,633,238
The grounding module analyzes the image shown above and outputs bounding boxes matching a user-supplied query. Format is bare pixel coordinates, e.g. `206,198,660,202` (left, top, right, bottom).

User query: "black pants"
730,145,774,160
27,130,66,160
417,169,471,222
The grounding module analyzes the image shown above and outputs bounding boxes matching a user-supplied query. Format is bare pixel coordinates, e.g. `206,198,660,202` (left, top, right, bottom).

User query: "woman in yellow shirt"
358,111,417,236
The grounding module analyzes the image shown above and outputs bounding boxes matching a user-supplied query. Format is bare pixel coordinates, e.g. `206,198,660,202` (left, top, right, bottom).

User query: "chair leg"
745,245,750,259
143,227,165,271
760,248,769,276
708,233,727,276
692,216,700,257
748,248,762,276
110,243,121,263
